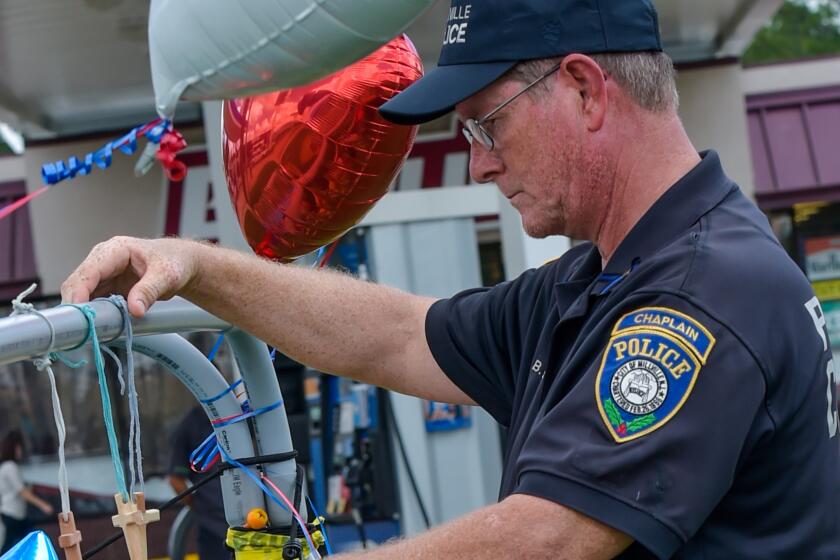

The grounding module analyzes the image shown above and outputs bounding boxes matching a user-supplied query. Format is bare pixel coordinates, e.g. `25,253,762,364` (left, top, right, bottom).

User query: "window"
0,180,40,300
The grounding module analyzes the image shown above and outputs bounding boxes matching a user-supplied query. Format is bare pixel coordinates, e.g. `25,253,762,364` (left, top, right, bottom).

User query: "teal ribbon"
66,304,129,503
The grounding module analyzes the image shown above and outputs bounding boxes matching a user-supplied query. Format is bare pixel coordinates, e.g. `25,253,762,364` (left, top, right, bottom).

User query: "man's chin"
522,221,552,239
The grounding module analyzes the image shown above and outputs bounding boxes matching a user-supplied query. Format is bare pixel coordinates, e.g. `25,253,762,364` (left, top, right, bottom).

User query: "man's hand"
61,236,205,318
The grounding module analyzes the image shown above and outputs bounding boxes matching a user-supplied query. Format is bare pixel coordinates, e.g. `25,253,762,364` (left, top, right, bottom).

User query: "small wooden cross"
111,493,160,560
57,511,83,560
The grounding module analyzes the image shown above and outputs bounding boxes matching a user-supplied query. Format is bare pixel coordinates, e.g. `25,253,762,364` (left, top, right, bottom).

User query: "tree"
743,0,840,64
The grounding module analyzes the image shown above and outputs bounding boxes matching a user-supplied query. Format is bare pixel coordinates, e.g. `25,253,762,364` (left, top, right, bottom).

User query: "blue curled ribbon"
41,119,170,185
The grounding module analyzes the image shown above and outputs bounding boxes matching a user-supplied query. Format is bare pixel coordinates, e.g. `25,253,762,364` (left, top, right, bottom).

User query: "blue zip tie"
200,379,244,405
201,448,220,471
189,432,221,472
191,398,282,467
189,434,213,465
212,400,283,429
306,495,333,556
313,246,326,267
207,333,226,362
189,432,217,463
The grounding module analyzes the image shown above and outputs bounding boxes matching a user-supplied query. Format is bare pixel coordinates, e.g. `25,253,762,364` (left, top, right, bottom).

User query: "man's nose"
468,141,504,184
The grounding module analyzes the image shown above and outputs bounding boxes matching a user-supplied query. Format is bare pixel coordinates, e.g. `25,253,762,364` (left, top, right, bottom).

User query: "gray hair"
509,51,679,113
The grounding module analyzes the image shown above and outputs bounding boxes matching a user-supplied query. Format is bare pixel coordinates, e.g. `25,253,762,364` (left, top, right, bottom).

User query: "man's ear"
561,54,608,132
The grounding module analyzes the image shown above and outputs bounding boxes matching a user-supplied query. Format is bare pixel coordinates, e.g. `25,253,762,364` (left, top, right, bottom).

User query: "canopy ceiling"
0,0,782,141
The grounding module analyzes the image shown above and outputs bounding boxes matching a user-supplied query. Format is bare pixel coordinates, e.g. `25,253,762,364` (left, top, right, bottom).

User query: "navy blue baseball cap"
379,0,663,125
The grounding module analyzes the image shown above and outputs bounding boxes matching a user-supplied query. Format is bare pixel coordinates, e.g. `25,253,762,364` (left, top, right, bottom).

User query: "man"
62,0,840,558
168,406,229,560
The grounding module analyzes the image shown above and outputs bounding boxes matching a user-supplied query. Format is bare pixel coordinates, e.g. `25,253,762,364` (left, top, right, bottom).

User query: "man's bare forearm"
182,243,435,391
332,494,632,560
62,236,469,402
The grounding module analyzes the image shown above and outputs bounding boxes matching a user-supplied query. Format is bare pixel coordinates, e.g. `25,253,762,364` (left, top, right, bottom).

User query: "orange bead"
245,508,269,530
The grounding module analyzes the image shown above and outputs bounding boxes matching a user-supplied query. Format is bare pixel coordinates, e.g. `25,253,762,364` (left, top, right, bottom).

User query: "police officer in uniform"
62,0,840,558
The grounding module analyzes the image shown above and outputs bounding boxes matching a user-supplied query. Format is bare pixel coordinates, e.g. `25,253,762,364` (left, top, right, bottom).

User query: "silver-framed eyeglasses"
462,61,563,151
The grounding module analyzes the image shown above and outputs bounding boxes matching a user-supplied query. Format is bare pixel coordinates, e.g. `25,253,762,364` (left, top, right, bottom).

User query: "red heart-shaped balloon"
222,35,422,262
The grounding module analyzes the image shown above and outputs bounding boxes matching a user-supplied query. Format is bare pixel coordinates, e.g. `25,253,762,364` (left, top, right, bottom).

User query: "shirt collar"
601,150,735,276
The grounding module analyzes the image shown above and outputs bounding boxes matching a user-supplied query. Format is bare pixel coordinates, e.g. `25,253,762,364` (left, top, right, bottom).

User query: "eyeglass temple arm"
479,61,564,124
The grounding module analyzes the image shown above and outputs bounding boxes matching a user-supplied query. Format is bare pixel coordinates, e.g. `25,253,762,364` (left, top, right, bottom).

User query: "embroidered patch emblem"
596,307,716,443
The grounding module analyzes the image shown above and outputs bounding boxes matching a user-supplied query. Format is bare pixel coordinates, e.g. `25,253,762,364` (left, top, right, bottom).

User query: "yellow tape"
226,524,325,559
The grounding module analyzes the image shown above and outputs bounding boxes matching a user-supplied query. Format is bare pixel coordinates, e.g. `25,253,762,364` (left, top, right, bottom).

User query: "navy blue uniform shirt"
426,152,840,559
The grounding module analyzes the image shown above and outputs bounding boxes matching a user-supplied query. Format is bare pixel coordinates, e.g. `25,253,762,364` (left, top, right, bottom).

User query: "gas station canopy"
0,0,782,140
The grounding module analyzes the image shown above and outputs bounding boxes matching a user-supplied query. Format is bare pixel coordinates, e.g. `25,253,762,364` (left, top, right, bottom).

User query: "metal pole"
0,297,227,366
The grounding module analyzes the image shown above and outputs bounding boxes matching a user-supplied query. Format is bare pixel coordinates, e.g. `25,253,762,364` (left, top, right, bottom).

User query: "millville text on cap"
444,4,472,45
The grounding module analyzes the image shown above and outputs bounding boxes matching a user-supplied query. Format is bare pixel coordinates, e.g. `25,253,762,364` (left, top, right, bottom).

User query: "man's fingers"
61,262,104,304
60,239,133,304
61,236,193,317
126,265,168,318
126,292,148,318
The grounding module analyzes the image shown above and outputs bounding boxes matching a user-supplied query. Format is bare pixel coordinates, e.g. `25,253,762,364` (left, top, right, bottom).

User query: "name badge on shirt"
596,307,716,443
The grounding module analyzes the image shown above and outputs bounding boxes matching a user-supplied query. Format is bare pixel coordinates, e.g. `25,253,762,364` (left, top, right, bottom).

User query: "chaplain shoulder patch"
596,307,716,443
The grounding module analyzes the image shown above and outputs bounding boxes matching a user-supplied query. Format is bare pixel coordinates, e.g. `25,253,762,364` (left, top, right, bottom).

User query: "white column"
200,101,250,251
677,62,755,198
368,218,503,536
